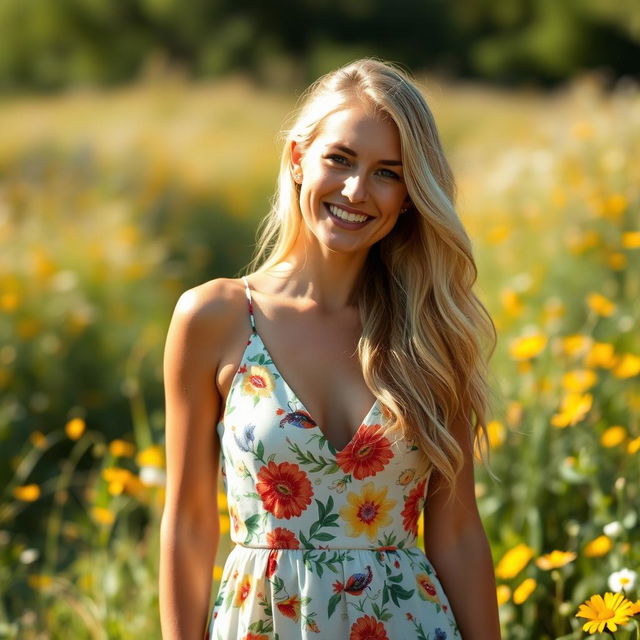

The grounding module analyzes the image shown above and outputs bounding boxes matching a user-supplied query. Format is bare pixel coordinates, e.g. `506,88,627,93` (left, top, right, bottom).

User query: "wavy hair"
244,58,497,496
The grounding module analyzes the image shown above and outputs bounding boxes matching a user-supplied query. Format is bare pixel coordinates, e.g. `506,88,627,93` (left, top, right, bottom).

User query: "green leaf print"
286,439,339,474
327,592,342,618
243,513,261,544
248,619,274,633
388,583,414,607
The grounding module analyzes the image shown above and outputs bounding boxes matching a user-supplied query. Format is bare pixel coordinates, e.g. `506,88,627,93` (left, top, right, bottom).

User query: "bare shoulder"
172,277,245,328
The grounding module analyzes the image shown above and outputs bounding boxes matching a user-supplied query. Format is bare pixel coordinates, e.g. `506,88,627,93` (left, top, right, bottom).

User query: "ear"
400,197,412,214
290,139,303,176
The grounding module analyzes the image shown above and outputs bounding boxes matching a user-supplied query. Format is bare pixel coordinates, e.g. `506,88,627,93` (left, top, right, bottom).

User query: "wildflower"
13,484,40,502
551,393,592,428
561,369,597,393
535,551,577,570
140,466,167,487
561,335,592,357
603,522,623,537
576,592,635,634
65,418,85,440
213,565,224,581
622,231,640,248
91,506,115,525
601,426,627,448
584,535,612,557
607,252,627,270
627,437,640,454
136,445,164,468
109,439,135,457
496,585,511,606
586,293,616,317
513,578,536,604
29,431,47,449
495,543,534,579
586,342,616,369
608,569,637,593
509,334,547,361
487,420,505,449
613,354,640,379
27,574,53,590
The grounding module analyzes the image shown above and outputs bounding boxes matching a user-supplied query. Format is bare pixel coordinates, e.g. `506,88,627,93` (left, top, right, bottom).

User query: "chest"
248,308,375,452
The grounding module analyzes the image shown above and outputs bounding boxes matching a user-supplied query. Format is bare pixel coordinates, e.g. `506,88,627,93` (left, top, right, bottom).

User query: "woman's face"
291,102,410,256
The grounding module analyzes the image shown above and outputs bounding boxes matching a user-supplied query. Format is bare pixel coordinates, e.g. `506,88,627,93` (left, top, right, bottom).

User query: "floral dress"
206,276,461,640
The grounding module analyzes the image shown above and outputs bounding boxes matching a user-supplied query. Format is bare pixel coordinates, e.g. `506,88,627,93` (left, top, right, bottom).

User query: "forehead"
314,104,401,157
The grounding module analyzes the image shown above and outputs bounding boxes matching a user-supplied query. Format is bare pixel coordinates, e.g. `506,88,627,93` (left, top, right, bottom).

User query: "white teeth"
328,204,369,223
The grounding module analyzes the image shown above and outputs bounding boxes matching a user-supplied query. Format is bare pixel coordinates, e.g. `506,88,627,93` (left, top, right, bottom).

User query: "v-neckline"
251,331,379,455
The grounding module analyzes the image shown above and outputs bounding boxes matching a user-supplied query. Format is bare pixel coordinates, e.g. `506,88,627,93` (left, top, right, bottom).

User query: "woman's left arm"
422,415,501,640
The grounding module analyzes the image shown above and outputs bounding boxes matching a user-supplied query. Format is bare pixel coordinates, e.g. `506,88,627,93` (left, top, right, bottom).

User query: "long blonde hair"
245,58,497,496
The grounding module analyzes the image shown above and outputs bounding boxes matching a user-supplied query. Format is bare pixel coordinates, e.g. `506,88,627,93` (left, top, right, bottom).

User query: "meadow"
0,71,638,639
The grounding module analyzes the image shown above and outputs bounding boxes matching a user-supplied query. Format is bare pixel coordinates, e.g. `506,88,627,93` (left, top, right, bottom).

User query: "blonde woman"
160,59,501,640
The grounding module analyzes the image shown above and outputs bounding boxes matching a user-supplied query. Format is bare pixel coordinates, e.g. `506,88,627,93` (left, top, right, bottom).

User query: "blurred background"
1,1,639,638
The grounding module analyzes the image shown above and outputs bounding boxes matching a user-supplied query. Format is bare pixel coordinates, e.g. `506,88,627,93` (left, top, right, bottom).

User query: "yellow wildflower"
600,426,626,448
535,550,577,570
213,565,224,581
551,393,593,428
585,342,616,369
509,334,547,361
500,289,522,316
576,592,635,634
13,484,41,502
513,578,537,605
584,535,612,557
136,445,164,468
627,437,640,454
28,574,53,590
496,585,511,606
29,431,47,449
65,418,86,440
612,353,640,379
586,293,615,317
561,369,597,393
495,543,534,579
486,225,510,245
561,334,592,357
622,231,640,249
109,439,136,457
487,420,505,449
603,194,627,219
91,506,116,525
607,253,626,270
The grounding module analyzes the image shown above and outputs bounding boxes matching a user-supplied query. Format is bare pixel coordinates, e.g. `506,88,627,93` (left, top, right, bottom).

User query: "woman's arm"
160,286,225,640
423,416,501,640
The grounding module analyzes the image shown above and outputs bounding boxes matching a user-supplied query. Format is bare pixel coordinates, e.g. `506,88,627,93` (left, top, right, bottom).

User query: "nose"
341,173,367,203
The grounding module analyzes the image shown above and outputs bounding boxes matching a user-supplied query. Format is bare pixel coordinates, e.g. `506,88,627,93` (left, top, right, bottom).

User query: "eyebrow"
332,144,403,166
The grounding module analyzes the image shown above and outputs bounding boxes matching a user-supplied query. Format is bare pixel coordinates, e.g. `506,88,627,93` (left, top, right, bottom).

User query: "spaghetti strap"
241,276,257,334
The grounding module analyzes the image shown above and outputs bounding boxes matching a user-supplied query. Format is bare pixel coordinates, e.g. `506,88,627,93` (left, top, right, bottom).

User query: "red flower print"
276,594,302,622
241,634,269,640
349,614,390,640
401,479,426,536
256,462,313,519
266,527,300,549
265,550,278,579
336,424,393,480
332,580,344,593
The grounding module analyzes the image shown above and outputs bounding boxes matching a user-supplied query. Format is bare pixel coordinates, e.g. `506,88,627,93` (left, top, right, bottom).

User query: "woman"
160,58,501,640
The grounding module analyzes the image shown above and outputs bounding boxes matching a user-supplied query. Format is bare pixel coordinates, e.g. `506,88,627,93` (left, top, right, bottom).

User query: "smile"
327,204,371,223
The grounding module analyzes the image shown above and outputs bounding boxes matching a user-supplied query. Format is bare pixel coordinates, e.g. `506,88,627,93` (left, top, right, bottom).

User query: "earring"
293,170,302,183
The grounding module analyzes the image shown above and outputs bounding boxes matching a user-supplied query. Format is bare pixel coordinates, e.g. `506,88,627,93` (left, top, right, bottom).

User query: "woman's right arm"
159,284,226,640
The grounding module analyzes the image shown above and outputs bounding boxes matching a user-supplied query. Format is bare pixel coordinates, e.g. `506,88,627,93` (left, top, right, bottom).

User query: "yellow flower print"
233,574,253,608
416,573,440,603
240,365,275,398
340,482,396,542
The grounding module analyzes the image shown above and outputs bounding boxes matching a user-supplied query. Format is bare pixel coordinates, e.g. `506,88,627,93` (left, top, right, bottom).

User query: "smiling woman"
160,58,501,640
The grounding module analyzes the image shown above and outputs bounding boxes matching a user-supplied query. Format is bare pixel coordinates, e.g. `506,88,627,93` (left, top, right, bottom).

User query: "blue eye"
378,168,400,180
327,154,349,165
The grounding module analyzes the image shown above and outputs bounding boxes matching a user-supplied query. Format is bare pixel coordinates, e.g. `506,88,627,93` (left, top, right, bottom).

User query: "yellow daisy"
495,543,534,580
535,550,577,570
340,482,396,541
576,592,635,634
241,365,275,398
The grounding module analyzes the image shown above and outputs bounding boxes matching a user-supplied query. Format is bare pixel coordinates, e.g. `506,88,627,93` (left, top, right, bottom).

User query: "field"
0,72,639,639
